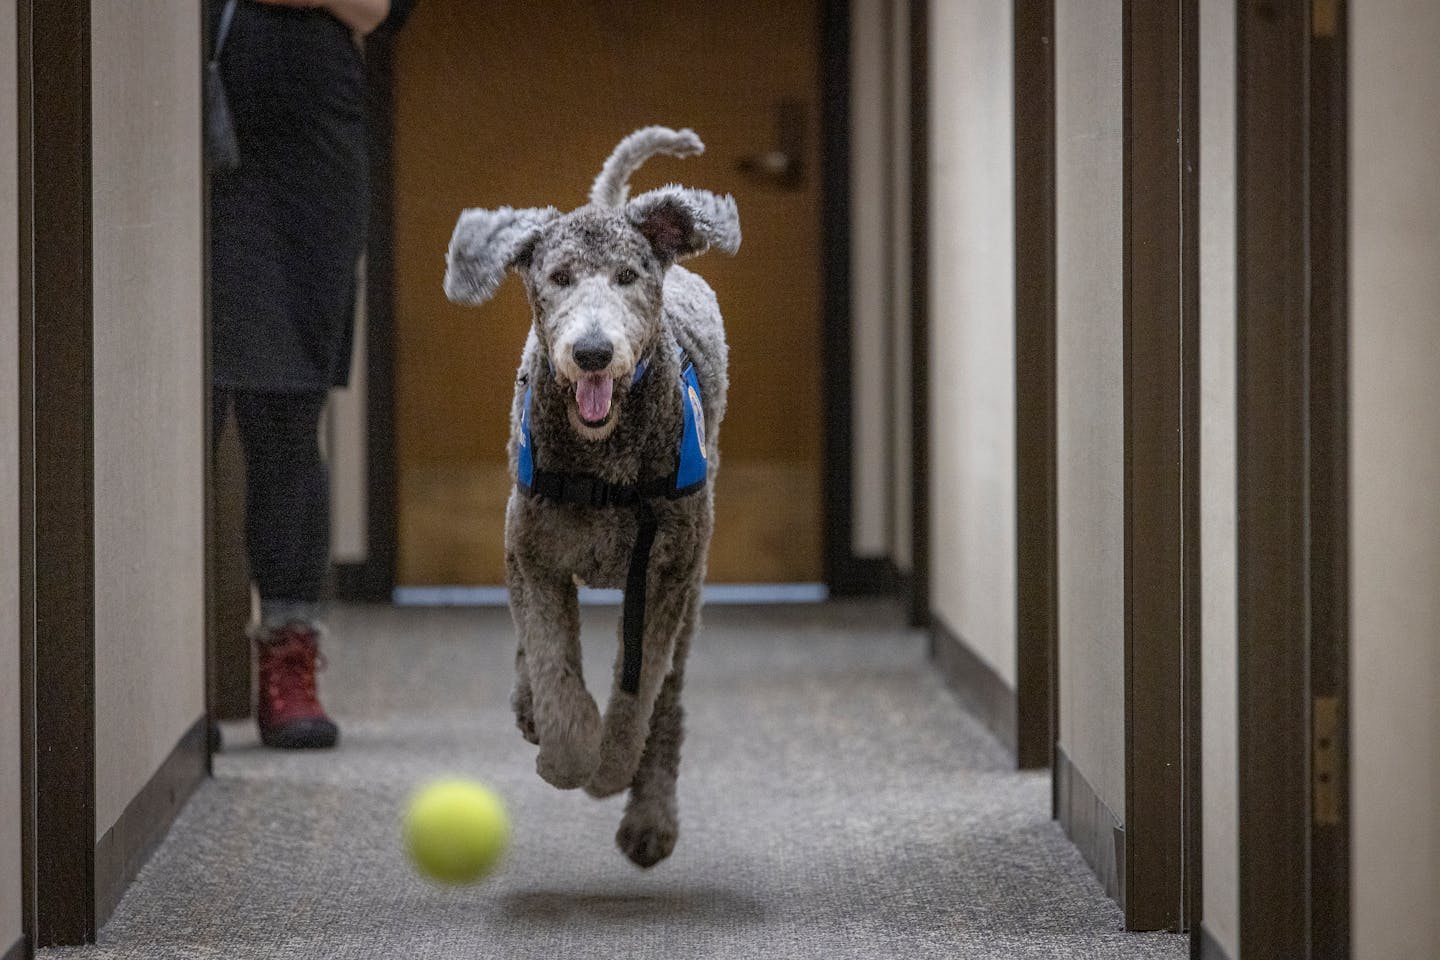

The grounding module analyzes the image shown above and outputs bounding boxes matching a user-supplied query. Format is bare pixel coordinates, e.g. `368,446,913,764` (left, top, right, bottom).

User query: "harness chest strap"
516,347,708,694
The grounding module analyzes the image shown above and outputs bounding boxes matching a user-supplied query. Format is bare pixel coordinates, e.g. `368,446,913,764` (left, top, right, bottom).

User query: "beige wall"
0,1,22,948
91,0,207,838
1054,0,1125,815
1198,0,1238,952
927,0,1016,685
850,0,892,559
329,263,368,564
1351,3,1440,957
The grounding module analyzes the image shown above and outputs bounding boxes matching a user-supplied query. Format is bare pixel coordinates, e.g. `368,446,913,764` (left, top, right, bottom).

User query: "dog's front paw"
584,751,639,799
535,696,603,789
616,805,678,868
536,741,600,790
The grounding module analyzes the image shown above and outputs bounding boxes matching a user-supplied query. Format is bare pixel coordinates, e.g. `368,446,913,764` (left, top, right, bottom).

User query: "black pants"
213,389,330,605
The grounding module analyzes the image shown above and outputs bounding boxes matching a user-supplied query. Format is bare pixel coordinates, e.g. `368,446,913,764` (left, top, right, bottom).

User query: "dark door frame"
1012,0,1057,774
338,1,867,602
905,0,929,628
1120,0,1200,934
1303,4,1350,952
1235,1,1350,957
333,22,402,603
18,0,99,947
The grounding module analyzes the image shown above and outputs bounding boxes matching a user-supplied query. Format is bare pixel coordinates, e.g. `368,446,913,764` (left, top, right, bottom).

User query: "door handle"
737,97,807,191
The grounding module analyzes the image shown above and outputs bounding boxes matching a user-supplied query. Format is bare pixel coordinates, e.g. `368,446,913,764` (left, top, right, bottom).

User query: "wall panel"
1054,0,1125,818
90,0,206,840
1351,3,1440,957
928,0,1017,687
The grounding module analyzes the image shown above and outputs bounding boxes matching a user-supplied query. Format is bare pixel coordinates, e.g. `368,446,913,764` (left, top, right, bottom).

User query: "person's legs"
232,390,331,621
231,389,339,749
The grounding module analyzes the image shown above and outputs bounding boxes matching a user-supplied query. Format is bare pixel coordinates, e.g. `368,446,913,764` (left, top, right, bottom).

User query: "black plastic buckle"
562,474,606,508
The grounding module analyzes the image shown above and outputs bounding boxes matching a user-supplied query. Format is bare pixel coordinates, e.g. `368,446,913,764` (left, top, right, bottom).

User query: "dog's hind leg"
512,567,602,789
614,596,695,867
586,575,699,800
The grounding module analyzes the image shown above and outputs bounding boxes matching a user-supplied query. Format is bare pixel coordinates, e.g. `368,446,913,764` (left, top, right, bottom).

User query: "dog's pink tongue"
576,374,614,423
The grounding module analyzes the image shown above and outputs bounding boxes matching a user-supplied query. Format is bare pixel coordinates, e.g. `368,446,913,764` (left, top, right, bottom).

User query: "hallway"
41,603,1184,960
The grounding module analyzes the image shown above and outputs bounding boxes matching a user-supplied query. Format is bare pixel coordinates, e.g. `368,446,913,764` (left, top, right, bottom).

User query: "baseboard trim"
333,561,390,603
829,555,905,597
930,617,1018,758
94,716,208,928
1055,745,1126,910
2,935,27,960
1197,924,1234,960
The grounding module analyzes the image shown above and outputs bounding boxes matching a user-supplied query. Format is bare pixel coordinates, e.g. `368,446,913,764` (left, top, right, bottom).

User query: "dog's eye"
615,267,638,286
550,269,572,287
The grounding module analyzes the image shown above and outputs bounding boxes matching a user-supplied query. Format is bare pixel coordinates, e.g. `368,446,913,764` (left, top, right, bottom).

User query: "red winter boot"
255,623,340,749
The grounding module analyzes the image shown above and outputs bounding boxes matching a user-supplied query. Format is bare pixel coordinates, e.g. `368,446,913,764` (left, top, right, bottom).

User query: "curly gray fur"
588,126,704,208
628,184,742,261
444,129,737,868
444,205,559,306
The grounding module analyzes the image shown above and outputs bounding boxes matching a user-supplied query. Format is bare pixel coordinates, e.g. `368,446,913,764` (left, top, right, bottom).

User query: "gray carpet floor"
46,601,1186,959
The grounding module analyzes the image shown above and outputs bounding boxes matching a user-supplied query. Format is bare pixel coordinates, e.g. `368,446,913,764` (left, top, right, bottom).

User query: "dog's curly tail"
589,127,705,209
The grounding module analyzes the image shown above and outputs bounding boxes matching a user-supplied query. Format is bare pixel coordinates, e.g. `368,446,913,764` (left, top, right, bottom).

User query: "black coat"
210,0,413,392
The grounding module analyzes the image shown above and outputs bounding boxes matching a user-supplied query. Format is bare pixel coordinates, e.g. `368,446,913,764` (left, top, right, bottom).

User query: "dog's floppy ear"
625,185,741,263
444,205,560,306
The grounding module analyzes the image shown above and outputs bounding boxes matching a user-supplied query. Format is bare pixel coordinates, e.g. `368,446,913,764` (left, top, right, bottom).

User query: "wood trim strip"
1056,745,1126,908
1120,0,1196,933
200,1,228,755
20,0,98,946
820,0,857,594
879,0,899,573
1234,1,1311,956
906,0,930,628
209,415,253,721
1012,0,1057,775
1305,6,1350,957
931,618,1018,758
831,556,906,596
93,718,208,928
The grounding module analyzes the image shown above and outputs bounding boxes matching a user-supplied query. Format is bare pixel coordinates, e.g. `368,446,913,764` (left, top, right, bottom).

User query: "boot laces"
263,626,327,712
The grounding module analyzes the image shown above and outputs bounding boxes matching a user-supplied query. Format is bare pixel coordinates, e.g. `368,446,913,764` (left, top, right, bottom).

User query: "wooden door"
392,0,824,585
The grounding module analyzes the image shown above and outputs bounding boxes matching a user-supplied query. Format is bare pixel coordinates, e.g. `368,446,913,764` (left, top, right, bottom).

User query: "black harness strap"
519,349,706,697
524,470,674,508
522,470,679,695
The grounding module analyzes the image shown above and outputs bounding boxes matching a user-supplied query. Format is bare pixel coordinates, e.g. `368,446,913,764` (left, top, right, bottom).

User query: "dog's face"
443,183,740,441
522,211,666,440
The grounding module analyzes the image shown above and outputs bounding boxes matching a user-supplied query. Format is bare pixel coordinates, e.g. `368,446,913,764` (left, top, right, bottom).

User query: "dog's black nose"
573,336,614,372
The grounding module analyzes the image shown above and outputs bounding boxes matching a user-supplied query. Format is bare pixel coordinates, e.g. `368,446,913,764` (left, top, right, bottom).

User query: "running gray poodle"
443,128,738,867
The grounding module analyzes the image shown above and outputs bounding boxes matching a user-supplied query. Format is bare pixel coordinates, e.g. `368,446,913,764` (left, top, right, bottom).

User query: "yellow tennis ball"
403,779,509,884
